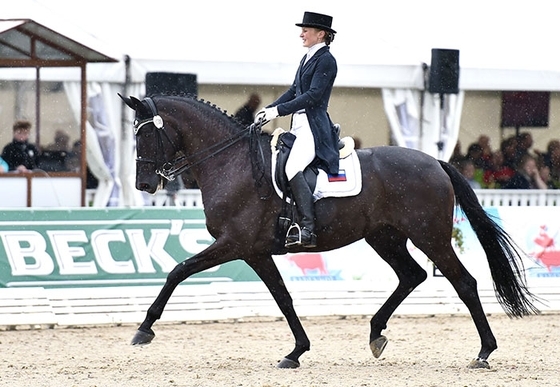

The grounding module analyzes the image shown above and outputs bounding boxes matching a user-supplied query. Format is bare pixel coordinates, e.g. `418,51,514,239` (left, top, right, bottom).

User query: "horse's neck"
192,134,272,198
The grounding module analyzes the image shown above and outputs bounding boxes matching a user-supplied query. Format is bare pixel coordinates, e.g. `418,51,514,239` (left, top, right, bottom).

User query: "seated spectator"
477,135,493,168
537,160,556,189
500,136,518,171
0,156,8,173
542,139,560,187
504,154,547,189
459,159,481,189
483,150,515,188
1,120,40,173
464,143,486,186
37,130,71,172
513,132,535,167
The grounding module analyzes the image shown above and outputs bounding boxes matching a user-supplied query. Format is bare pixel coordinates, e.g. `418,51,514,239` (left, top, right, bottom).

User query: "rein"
135,98,268,190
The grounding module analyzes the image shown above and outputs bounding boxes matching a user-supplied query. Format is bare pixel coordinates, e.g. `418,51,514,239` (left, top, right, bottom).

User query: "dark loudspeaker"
145,72,198,96
429,49,460,94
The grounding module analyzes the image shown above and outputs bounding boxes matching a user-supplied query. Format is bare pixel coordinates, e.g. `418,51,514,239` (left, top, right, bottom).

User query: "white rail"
474,189,560,207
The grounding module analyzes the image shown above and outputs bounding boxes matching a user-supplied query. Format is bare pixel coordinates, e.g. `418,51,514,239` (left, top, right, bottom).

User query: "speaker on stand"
145,72,198,97
428,48,460,159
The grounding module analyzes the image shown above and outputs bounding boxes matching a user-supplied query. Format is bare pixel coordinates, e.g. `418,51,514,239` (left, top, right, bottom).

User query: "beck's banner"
0,208,259,288
1,207,558,289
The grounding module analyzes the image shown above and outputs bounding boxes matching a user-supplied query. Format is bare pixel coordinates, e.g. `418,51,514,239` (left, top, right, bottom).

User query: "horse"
119,93,538,369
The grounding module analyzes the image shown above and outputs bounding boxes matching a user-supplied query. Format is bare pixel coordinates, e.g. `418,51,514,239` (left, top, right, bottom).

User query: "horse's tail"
439,160,539,317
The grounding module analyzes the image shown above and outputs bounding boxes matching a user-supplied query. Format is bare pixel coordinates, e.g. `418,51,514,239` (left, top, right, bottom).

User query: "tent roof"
0,19,117,67
3,0,560,91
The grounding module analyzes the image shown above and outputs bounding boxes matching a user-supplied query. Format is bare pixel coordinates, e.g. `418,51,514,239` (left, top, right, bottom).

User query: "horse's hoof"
131,329,155,346
370,335,388,358
467,358,490,369
277,357,300,369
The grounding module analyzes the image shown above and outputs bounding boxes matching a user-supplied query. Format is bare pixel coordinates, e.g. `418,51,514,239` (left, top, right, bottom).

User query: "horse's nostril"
137,182,151,191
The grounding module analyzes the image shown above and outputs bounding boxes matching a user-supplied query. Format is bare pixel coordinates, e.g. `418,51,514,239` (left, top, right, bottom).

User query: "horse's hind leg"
365,227,428,358
414,238,496,368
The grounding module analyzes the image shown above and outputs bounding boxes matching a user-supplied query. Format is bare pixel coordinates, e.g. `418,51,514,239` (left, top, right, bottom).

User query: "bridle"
134,97,265,183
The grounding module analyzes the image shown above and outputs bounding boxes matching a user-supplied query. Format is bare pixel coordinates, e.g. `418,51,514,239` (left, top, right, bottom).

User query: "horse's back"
359,146,451,185
357,145,455,220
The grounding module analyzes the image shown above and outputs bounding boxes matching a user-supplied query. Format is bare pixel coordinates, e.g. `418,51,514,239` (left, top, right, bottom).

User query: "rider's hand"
254,107,278,123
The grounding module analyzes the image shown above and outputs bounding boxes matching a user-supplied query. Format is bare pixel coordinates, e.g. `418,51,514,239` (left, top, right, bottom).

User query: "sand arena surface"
0,313,558,387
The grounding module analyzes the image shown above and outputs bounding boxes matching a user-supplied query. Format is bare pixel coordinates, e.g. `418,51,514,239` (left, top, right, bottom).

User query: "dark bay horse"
120,94,538,369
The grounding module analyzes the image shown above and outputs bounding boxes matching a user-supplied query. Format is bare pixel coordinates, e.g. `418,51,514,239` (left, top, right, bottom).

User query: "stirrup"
285,224,317,248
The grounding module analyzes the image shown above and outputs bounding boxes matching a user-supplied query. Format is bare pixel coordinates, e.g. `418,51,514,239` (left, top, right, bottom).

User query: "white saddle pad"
271,132,362,202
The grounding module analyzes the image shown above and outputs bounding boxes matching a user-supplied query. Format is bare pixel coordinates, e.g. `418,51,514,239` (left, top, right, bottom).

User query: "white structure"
3,1,560,206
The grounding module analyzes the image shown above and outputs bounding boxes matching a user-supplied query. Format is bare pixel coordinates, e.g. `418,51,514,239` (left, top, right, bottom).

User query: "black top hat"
296,12,336,34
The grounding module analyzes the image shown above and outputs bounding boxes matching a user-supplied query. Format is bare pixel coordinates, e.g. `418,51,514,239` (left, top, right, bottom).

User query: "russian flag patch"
328,170,347,182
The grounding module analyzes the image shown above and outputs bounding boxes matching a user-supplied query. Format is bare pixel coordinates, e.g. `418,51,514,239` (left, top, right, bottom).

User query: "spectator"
477,135,493,168
44,130,71,152
234,93,262,127
542,139,560,188
0,156,8,173
459,158,481,189
37,129,71,171
504,154,547,189
513,132,535,166
1,120,40,172
483,150,515,188
537,159,556,189
464,143,486,186
500,136,518,171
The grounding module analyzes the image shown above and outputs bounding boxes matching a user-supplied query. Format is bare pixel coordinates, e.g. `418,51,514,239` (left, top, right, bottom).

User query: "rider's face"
300,27,324,48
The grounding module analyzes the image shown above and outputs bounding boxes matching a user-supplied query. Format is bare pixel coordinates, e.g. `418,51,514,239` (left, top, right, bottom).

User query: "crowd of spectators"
451,132,560,189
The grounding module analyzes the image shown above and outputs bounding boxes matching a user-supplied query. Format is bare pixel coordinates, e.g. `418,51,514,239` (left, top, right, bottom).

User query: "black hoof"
277,357,300,369
131,328,155,346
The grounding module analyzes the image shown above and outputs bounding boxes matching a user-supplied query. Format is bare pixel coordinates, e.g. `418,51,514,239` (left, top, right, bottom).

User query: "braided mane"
152,93,249,131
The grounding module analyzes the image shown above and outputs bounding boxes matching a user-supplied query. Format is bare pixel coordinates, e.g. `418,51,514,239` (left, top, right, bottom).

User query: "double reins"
135,97,267,183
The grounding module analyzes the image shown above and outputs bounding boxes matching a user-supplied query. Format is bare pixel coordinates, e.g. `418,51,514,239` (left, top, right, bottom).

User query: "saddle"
271,128,356,196
271,128,356,242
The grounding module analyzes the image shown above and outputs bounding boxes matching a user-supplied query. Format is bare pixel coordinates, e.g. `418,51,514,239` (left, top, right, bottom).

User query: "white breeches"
285,113,316,181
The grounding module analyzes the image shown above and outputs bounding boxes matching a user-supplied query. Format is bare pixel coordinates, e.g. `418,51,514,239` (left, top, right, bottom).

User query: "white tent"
4,0,560,205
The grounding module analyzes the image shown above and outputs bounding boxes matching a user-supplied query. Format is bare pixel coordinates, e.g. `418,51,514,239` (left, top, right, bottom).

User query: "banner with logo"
0,208,259,288
0,207,558,289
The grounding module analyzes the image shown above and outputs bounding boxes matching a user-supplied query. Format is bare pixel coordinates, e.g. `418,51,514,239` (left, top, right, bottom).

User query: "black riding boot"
285,171,317,248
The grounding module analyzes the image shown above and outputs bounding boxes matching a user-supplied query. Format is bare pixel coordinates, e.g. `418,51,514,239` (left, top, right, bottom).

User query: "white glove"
254,107,279,123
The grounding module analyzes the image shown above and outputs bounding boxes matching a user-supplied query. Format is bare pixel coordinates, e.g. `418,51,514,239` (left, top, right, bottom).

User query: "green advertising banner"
0,208,260,288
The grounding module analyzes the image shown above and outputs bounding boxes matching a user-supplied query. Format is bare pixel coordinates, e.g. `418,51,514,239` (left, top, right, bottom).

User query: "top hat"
296,12,336,34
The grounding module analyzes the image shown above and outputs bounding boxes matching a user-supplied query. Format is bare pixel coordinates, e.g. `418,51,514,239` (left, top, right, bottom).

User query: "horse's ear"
118,93,143,111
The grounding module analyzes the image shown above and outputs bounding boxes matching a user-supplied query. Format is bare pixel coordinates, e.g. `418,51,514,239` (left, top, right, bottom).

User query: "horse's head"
119,94,179,194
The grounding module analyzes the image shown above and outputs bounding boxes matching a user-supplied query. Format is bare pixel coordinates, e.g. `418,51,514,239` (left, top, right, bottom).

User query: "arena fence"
2,192,560,329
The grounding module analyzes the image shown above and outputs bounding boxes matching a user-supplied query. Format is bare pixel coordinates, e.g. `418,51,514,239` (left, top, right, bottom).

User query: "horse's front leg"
131,240,235,346
246,256,310,369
